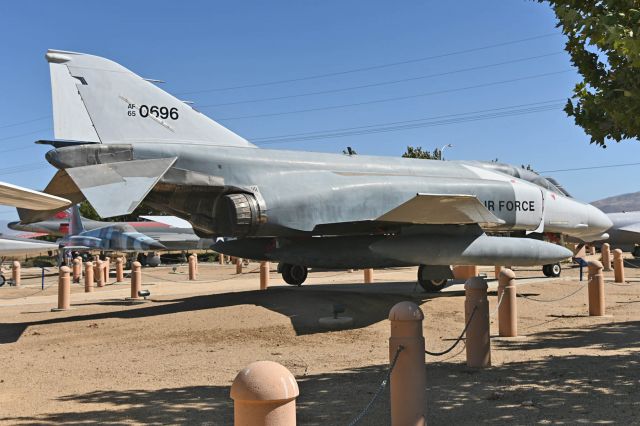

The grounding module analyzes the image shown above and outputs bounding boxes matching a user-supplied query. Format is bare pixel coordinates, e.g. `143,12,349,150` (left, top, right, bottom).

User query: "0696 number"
139,105,179,120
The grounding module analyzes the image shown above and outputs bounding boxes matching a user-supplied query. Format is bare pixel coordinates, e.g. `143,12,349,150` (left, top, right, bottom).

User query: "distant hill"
592,191,640,213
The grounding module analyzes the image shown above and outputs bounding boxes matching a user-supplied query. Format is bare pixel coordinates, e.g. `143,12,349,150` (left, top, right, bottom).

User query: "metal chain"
490,288,506,317
347,345,404,426
518,281,586,303
425,304,478,356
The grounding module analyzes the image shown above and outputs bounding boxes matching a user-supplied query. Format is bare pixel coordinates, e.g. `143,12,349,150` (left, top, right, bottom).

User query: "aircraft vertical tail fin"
45,49,256,148
68,205,85,236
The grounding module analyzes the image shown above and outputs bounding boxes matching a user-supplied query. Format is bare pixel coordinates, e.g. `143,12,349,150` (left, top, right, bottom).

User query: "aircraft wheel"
543,263,561,277
417,265,447,292
0,274,5,287
281,263,308,286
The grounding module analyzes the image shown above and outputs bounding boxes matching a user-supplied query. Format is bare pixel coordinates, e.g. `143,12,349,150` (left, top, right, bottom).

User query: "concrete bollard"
95,259,105,288
465,276,491,368
188,255,197,280
54,266,71,311
84,261,94,293
588,245,596,256
116,257,124,282
494,265,502,279
260,261,269,290
130,261,142,300
104,257,110,281
453,265,479,280
588,260,606,316
601,243,612,271
613,249,625,283
388,301,426,425
11,260,21,288
364,268,374,283
497,269,518,337
230,360,299,426
236,257,243,274
219,253,225,265
72,257,82,283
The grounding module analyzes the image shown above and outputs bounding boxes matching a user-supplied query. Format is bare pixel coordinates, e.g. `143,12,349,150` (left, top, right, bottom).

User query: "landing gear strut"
417,265,448,292
280,263,308,286
542,263,561,277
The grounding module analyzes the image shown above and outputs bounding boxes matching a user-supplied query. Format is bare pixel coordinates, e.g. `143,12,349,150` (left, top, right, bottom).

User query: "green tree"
402,146,442,159
539,0,640,146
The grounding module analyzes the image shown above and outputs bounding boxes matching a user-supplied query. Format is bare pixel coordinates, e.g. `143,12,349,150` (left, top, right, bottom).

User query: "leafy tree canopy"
402,146,442,159
540,0,640,146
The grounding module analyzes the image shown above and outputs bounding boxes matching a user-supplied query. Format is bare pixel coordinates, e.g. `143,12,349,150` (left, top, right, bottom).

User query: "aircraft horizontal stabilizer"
65,157,177,218
376,193,505,226
0,182,71,211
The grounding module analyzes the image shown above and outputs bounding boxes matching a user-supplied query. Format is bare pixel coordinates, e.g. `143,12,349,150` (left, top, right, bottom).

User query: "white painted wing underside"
377,193,505,226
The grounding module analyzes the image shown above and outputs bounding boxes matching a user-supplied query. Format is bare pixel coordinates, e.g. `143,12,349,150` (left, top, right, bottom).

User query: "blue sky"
0,1,638,220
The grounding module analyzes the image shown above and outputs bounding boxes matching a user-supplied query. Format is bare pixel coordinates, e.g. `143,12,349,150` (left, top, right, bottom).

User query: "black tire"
281,263,308,286
549,263,561,277
0,274,5,287
542,264,551,277
417,265,448,292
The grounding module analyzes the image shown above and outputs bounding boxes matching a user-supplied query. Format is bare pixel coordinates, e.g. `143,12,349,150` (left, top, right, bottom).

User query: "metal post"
388,301,426,426
230,361,299,426
497,268,517,337
588,260,606,316
465,276,491,368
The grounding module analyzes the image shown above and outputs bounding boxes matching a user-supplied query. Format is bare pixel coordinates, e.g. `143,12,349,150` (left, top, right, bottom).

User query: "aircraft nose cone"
588,205,613,234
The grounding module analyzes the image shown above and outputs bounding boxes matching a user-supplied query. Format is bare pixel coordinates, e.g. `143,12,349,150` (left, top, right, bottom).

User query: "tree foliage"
402,146,442,159
540,0,640,146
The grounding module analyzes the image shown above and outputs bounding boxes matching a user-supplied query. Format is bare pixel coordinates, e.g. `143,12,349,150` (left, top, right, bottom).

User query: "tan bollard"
188,255,197,280
589,245,596,256
230,360,299,426
95,259,105,288
388,301,426,425
588,260,606,316
494,265,503,279
130,261,142,300
72,257,82,283
613,249,625,283
103,257,110,282
363,268,374,283
260,261,269,290
465,276,491,368
219,253,225,265
54,266,71,311
84,261,94,293
11,260,21,288
235,257,243,274
116,257,124,282
497,269,518,337
601,243,612,271
453,265,479,280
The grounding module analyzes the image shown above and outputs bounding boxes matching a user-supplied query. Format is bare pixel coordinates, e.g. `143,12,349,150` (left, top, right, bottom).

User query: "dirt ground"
0,255,638,425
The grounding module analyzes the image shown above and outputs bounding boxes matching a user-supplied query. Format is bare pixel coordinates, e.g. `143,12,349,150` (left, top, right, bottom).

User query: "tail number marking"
136,105,179,120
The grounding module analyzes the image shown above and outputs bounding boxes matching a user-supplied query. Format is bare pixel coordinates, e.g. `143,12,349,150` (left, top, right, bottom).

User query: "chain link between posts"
347,345,404,426
425,304,478,357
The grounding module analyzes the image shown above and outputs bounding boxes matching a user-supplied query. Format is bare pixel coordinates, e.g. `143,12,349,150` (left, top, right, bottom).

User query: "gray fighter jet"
21,50,612,291
600,211,640,254
58,205,166,252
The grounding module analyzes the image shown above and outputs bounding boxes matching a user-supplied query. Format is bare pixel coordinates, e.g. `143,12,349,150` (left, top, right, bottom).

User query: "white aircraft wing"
0,182,71,210
0,237,58,257
377,193,505,226
618,223,640,235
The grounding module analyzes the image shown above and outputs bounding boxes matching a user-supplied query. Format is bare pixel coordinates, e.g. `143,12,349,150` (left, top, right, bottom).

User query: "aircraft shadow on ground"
0,281,464,344
2,321,638,424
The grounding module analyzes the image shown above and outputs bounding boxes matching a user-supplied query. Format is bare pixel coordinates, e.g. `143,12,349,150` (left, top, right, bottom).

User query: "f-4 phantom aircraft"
22,50,612,291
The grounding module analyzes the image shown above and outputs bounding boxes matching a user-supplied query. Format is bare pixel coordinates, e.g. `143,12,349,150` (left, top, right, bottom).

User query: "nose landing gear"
280,263,308,286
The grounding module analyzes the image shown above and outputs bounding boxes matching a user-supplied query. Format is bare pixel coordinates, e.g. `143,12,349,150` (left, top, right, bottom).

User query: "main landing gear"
542,263,561,277
279,263,308,286
417,265,448,293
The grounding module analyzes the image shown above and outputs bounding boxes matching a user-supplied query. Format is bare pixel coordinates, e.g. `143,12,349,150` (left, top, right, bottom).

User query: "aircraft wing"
376,193,504,226
618,223,640,235
0,182,71,210
140,215,193,228
0,237,58,257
